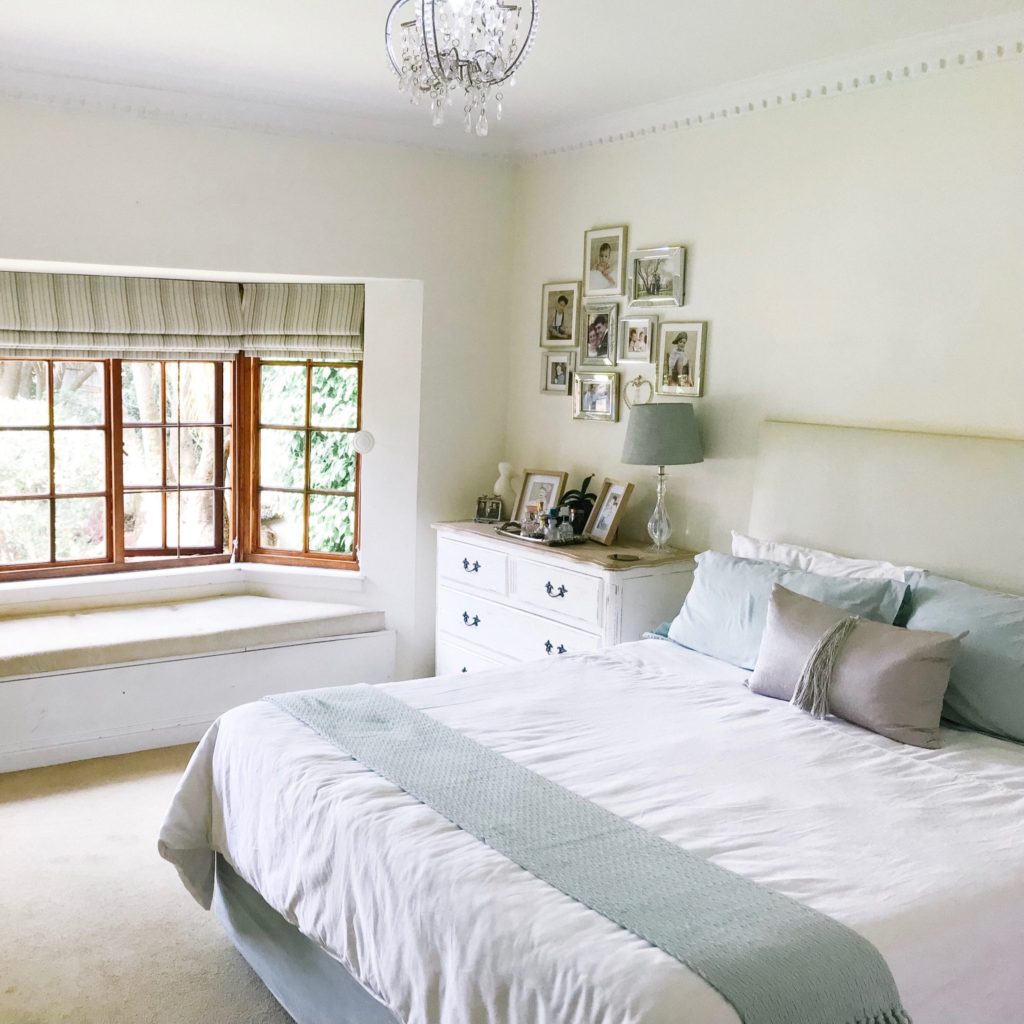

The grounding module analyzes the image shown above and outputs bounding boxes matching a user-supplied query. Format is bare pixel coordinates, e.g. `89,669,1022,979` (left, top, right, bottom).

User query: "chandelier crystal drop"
385,0,539,136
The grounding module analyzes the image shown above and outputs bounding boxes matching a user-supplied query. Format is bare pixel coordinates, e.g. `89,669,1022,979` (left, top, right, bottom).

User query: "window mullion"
110,361,125,565
303,361,313,554
47,360,56,564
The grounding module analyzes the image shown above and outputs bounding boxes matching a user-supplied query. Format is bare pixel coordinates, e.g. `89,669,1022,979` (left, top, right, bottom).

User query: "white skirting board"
0,630,396,773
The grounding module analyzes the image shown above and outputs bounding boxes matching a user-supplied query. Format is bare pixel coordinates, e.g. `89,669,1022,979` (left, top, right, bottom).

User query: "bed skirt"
212,855,400,1024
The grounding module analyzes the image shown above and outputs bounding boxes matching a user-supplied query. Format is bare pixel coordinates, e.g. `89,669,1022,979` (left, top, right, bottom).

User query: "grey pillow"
749,585,962,749
905,573,1024,744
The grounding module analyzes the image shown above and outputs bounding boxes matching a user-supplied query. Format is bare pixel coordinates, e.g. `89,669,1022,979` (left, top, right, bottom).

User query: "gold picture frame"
584,478,635,545
511,469,569,522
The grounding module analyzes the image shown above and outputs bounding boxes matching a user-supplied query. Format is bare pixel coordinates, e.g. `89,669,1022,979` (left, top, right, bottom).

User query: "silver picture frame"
540,280,580,348
572,371,619,422
583,225,628,297
617,315,656,363
540,350,575,394
627,245,686,308
579,301,618,368
655,321,706,397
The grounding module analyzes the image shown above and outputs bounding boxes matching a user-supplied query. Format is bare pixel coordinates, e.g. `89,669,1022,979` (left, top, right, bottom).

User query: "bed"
160,422,1024,1024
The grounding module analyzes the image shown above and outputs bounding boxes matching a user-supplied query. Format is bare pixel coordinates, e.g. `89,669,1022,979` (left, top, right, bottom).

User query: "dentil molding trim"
520,11,1024,158
0,12,1021,159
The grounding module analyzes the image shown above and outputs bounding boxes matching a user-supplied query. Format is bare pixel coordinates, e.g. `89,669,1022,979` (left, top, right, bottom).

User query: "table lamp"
621,403,704,551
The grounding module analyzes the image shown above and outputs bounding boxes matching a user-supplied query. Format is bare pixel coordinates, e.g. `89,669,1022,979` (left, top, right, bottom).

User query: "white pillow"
731,531,918,583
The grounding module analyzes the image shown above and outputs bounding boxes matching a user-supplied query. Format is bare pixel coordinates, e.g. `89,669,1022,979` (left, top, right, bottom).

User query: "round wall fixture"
352,430,376,454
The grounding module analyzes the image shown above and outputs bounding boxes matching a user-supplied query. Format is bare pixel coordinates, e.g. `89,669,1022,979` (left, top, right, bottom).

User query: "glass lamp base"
647,467,673,551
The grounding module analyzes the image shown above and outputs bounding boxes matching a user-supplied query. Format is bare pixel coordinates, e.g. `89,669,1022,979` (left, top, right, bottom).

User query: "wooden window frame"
0,354,363,583
240,357,362,571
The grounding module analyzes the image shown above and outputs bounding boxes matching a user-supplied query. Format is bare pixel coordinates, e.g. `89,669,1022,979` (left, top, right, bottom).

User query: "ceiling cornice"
519,11,1024,158
0,61,516,158
0,12,1021,160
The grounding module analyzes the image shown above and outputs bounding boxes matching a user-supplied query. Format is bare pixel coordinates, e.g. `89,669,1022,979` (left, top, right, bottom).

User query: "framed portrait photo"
584,478,635,545
540,351,575,395
583,226,628,297
617,315,655,363
572,371,619,422
627,246,686,308
512,469,569,522
540,281,580,347
656,321,706,397
579,301,618,368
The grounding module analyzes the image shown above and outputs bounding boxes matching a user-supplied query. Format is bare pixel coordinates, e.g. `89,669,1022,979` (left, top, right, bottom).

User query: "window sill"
0,562,366,617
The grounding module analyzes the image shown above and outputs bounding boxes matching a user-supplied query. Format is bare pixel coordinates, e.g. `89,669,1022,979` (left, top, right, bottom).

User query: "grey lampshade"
621,403,704,466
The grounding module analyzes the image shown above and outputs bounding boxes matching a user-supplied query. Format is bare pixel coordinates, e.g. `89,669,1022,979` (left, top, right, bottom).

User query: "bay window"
0,272,364,580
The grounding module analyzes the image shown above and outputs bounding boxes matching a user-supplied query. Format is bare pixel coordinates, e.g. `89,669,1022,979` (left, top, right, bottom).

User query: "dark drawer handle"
544,641,569,655
462,612,481,627
461,667,468,673
545,581,568,599
463,558,481,573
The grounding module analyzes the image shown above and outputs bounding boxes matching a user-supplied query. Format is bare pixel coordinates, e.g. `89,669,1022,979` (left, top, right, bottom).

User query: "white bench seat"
0,595,385,679
0,594,394,772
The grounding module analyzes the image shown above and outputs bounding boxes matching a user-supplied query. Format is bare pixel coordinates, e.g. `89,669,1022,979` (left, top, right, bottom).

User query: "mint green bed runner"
267,685,911,1024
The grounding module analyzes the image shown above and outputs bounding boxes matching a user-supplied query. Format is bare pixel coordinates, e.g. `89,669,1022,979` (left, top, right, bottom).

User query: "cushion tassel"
791,615,859,719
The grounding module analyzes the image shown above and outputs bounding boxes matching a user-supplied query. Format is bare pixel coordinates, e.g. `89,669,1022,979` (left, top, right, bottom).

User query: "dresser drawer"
437,586,601,663
435,638,508,676
512,557,604,628
437,537,508,596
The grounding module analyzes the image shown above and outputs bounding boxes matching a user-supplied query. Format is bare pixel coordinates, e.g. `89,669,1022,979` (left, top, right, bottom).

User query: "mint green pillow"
668,551,908,670
905,573,1024,744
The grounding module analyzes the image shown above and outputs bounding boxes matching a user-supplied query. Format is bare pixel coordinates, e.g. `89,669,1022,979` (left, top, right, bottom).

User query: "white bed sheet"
160,640,1024,1024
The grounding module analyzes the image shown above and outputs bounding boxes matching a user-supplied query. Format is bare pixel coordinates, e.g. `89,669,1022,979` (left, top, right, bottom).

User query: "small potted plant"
561,475,598,535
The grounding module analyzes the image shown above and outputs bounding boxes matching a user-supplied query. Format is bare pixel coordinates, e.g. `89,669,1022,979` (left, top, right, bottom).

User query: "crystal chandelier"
385,0,539,136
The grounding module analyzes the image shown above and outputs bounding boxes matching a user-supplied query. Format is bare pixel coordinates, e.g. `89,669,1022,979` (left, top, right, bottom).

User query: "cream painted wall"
505,61,1024,558
0,100,515,677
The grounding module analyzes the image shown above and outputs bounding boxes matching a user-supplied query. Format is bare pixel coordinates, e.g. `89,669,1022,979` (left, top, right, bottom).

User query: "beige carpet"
0,746,294,1024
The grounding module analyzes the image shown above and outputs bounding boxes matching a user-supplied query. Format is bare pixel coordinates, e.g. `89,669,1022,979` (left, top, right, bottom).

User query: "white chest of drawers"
433,522,695,675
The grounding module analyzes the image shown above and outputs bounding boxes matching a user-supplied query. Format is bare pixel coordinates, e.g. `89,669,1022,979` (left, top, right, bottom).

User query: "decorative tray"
493,527,588,547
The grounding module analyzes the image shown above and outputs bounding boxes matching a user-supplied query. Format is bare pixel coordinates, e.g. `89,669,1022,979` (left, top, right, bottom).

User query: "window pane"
311,366,358,428
168,426,218,486
0,430,49,495
259,429,305,489
55,497,106,561
308,494,355,555
260,364,306,426
53,362,105,425
123,428,164,487
0,499,50,563
124,490,164,548
167,362,217,423
168,489,221,549
259,490,304,551
309,432,356,492
122,362,162,423
54,429,106,495
223,427,233,489
223,488,233,547
0,361,48,426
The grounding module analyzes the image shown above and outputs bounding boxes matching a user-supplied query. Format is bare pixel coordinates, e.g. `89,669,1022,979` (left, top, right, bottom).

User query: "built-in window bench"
0,593,395,773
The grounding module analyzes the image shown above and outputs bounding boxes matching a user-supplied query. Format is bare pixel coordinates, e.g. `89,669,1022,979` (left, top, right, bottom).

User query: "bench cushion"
0,596,385,679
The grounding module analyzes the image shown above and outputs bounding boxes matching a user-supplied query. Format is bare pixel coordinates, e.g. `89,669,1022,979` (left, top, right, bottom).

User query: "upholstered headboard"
748,421,1024,595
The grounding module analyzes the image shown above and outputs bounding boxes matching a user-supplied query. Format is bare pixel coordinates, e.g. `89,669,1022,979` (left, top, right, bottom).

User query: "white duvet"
159,641,1024,1024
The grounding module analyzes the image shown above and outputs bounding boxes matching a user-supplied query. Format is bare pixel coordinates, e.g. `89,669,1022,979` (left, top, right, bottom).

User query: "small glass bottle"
557,509,575,544
544,509,561,544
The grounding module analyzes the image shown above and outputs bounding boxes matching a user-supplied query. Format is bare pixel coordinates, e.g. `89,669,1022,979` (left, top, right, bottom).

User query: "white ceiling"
1,0,1022,152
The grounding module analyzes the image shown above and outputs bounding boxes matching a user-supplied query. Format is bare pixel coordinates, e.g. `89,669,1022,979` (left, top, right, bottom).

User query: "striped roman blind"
241,283,364,361
0,272,364,362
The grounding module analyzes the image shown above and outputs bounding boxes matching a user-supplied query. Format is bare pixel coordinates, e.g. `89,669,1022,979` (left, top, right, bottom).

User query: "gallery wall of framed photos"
538,224,708,424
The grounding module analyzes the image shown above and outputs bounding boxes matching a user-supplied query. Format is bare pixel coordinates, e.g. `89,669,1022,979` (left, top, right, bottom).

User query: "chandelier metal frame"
385,0,539,135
